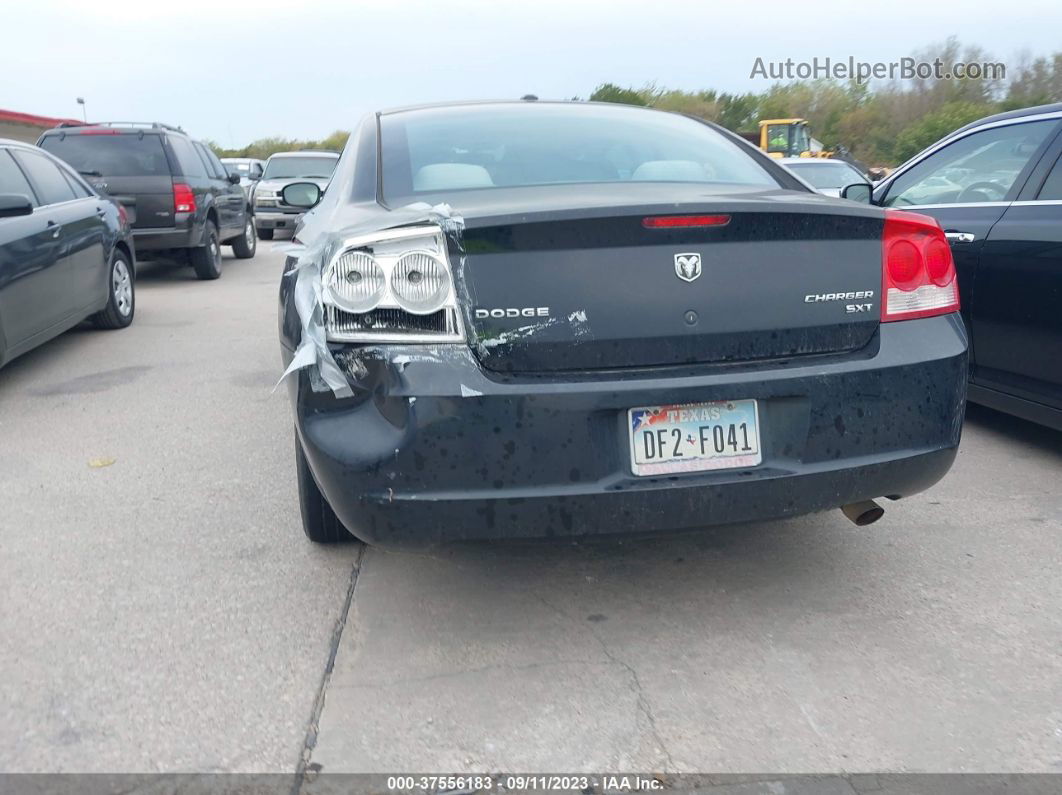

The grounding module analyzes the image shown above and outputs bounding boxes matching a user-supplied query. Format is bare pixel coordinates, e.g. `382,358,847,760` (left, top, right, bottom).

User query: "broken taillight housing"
881,211,960,322
322,225,464,343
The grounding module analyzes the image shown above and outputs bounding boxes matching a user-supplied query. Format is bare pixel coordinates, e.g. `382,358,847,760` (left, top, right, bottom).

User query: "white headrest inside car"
414,163,494,191
631,160,708,182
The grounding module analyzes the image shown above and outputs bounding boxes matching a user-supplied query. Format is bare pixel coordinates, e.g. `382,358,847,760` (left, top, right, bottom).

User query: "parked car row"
0,119,345,370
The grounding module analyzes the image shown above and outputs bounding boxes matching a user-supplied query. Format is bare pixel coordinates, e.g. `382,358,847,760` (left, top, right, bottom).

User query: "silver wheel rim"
245,219,255,247
211,233,220,266
113,258,132,317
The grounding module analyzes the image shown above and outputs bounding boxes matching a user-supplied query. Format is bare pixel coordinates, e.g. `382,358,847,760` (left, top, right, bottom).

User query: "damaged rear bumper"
284,314,968,543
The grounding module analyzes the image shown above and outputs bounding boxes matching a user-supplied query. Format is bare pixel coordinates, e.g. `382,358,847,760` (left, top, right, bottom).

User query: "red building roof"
0,107,84,127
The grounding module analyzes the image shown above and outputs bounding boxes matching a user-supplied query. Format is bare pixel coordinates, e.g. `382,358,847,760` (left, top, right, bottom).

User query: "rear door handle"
46,220,62,239
944,231,976,244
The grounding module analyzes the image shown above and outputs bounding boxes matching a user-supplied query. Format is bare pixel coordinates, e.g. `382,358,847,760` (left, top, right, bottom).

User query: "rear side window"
39,132,170,177
0,149,38,205
1037,153,1062,200
194,142,223,178
168,135,207,178
62,171,94,198
199,144,229,180
12,150,77,205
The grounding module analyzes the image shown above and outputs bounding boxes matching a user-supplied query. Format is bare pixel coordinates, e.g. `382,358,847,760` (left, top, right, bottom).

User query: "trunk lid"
88,174,175,229
455,185,884,373
38,131,176,229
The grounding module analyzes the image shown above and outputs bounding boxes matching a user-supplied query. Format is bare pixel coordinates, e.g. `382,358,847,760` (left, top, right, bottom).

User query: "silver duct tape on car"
274,202,464,398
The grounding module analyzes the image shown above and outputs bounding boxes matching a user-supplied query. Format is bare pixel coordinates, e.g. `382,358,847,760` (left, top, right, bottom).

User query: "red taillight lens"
642,214,731,229
173,182,196,214
117,204,128,226
924,238,952,285
886,239,922,287
881,211,960,322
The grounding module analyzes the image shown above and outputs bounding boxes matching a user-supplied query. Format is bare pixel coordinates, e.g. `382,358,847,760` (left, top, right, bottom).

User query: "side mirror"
282,181,322,209
841,183,872,204
227,171,242,185
0,193,34,218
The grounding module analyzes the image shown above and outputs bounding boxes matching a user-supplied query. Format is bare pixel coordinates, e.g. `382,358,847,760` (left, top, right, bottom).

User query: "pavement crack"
291,544,365,795
536,594,678,772
336,658,600,689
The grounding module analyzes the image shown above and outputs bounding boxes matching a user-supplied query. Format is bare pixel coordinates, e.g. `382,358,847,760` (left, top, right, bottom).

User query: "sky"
4,0,1061,146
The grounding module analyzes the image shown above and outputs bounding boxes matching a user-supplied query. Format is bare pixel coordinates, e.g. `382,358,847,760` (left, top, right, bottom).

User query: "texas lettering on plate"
628,399,762,476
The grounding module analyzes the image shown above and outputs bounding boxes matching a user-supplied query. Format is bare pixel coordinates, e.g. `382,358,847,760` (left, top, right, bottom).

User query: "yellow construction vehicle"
756,119,824,158
737,118,867,172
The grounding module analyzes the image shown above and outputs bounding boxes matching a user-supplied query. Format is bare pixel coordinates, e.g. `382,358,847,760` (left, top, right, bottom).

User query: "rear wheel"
92,250,135,329
229,216,257,259
190,221,222,280
257,227,274,240
296,435,355,544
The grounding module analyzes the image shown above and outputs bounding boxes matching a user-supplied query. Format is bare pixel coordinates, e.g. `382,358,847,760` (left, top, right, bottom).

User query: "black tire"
257,227,274,240
229,216,257,259
92,250,135,330
190,221,222,280
296,435,355,544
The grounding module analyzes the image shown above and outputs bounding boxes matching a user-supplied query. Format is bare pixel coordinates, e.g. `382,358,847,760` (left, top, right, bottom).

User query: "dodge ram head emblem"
674,252,702,282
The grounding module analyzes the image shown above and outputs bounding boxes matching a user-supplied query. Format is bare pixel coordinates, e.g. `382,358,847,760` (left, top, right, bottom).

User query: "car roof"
39,122,188,137
947,102,1062,139
0,137,37,149
267,150,339,159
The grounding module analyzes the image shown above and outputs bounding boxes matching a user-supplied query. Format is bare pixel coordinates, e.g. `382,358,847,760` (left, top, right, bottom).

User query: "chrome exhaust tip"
841,499,884,526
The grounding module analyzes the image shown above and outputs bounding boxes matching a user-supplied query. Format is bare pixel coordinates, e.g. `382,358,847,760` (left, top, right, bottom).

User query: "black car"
278,100,968,545
0,139,135,368
864,102,1062,431
37,122,255,280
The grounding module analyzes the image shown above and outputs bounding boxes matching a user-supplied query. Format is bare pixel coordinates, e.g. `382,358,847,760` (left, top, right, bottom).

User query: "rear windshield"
262,156,337,179
225,162,251,172
380,103,779,201
39,132,169,177
786,161,866,189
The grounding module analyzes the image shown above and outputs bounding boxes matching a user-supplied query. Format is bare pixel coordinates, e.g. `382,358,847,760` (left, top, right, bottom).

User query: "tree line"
207,129,350,162
210,38,1061,168
589,39,1061,166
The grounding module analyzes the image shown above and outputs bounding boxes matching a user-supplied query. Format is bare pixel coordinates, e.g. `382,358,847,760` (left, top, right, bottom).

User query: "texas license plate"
628,399,761,476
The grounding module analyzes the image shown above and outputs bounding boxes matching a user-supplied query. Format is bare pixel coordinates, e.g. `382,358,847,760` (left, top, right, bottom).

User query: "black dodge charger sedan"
278,100,968,544
0,138,135,369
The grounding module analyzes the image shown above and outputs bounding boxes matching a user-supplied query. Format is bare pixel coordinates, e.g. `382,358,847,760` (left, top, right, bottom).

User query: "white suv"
253,151,339,240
